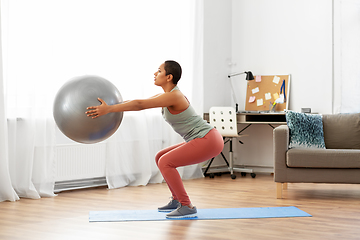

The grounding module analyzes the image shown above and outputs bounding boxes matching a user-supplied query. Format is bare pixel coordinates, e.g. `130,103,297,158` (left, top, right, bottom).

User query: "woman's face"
154,63,168,86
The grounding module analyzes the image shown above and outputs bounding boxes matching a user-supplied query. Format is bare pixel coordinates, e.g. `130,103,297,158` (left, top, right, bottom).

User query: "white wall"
231,0,333,114
203,0,333,171
203,0,233,112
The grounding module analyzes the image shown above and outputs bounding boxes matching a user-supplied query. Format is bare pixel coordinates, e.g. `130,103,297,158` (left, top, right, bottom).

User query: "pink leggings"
155,128,224,206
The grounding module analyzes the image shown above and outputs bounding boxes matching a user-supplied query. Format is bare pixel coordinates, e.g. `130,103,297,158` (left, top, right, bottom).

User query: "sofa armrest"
273,125,289,182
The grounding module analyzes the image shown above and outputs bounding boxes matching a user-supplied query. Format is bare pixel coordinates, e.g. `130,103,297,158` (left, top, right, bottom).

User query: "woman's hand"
86,98,110,119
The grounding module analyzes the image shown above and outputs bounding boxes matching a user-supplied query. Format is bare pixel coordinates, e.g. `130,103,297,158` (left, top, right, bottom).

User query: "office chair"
203,106,255,179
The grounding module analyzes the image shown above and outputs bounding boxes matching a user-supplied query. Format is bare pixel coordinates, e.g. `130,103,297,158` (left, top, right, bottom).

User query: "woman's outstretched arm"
86,91,182,119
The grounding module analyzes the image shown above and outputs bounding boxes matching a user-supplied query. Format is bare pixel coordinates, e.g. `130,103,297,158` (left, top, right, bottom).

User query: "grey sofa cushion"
287,148,360,168
322,113,360,149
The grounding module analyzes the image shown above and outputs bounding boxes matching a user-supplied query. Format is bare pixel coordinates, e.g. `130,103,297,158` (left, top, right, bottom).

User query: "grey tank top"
162,86,213,142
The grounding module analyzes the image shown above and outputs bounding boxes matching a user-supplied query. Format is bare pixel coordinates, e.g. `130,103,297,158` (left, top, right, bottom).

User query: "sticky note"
249,96,256,103
255,75,261,82
273,76,280,84
257,99,263,106
265,92,271,100
252,87,259,94
273,93,279,100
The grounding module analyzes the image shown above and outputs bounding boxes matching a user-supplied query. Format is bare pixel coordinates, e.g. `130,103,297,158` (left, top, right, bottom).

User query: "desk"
204,112,287,127
203,112,287,175
237,112,286,133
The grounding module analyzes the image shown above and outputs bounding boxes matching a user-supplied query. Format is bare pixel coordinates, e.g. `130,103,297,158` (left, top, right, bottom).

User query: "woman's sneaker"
158,198,181,212
166,205,197,219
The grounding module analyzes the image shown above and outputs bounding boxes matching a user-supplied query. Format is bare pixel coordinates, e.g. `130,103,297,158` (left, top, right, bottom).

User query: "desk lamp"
228,71,254,112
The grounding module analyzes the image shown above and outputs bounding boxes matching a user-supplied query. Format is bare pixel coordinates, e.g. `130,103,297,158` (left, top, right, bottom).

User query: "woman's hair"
164,60,182,85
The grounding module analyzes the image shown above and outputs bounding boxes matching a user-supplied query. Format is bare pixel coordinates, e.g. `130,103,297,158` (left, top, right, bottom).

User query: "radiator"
54,143,107,192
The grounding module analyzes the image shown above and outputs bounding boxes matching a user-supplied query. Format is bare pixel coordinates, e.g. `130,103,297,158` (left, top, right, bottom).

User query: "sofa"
273,111,360,198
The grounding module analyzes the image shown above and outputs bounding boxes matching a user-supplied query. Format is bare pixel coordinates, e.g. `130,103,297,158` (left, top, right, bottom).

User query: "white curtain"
0,14,18,201
0,0,203,201
333,0,360,113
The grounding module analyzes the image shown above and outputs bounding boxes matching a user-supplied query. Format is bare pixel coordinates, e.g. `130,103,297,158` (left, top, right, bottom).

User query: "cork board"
245,75,290,112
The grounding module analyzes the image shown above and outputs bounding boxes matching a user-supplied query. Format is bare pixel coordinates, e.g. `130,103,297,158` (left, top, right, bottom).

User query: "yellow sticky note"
273,93,279,100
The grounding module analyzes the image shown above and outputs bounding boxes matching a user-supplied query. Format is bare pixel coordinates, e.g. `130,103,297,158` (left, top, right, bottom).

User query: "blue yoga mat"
89,206,311,222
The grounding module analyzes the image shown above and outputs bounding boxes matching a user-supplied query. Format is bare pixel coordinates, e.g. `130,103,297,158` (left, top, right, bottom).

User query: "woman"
86,60,224,218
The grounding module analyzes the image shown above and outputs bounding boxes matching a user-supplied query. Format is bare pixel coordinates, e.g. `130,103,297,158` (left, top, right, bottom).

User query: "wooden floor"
1,173,360,240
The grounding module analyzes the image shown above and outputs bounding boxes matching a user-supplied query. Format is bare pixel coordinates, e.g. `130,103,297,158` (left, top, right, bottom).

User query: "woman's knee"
155,150,164,165
157,155,174,172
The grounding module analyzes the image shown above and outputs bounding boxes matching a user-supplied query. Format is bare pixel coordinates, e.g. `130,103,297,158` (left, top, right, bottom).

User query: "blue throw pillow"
285,111,326,149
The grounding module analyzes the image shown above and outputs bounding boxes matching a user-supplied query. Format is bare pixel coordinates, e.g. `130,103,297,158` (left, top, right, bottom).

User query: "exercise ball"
53,75,123,144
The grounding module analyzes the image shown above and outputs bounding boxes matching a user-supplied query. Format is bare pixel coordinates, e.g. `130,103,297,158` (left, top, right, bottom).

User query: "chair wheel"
251,173,256,178
209,173,215,178
241,172,247,177
231,174,236,179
